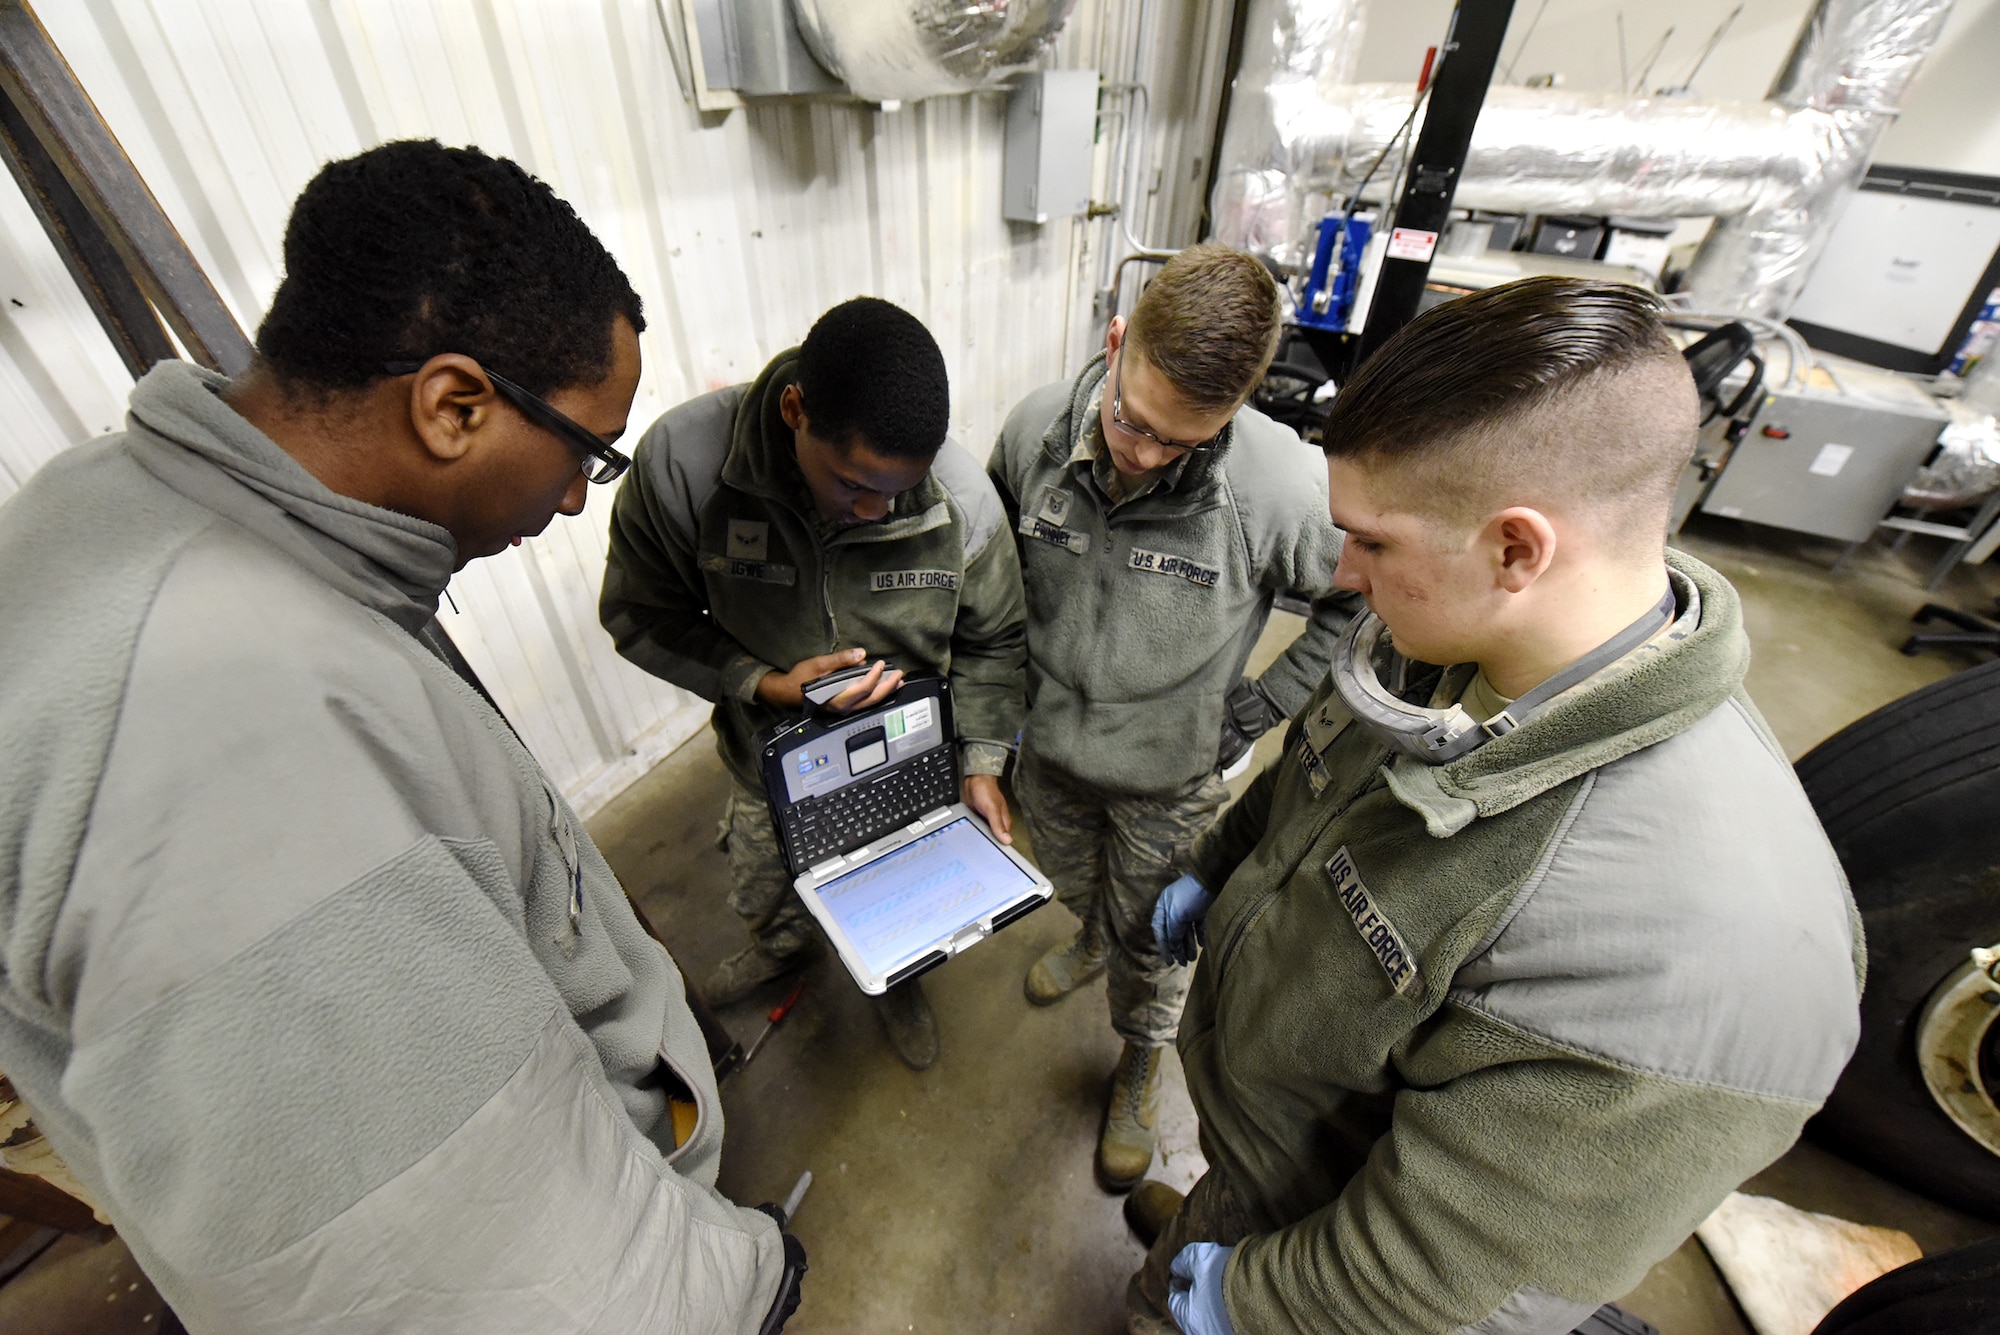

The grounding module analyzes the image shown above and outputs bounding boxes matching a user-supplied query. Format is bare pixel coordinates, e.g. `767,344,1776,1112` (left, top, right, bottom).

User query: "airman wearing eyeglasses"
0,141,804,1334
987,243,1358,1194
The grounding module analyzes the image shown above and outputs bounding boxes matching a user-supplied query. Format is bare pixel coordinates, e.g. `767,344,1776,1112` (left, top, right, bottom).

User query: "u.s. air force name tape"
1128,547,1219,588
1018,514,1090,554
700,554,797,586
869,569,959,593
1326,846,1421,995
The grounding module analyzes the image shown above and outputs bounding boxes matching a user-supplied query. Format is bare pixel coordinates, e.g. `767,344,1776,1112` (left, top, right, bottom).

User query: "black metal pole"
0,0,252,375
1355,0,1515,364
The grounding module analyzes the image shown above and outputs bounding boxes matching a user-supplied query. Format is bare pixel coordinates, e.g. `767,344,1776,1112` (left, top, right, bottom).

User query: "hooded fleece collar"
720,349,953,545
123,361,458,635
1036,351,1235,504
1384,550,1754,837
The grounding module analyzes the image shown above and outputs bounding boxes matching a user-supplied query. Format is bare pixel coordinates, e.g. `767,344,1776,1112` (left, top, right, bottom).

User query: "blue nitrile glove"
1168,1242,1237,1335
1152,873,1214,967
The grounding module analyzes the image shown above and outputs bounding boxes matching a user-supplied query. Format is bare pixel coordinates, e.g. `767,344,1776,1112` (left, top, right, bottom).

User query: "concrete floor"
588,514,2000,1335
5,515,1998,1332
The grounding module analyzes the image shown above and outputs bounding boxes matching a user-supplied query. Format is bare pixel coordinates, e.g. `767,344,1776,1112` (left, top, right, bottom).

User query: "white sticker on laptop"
1808,443,1854,477
884,697,933,739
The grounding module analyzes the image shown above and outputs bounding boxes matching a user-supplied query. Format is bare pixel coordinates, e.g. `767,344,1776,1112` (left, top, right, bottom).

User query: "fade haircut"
1322,276,1697,540
256,140,645,397
1127,243,1282,412
796,297,950,460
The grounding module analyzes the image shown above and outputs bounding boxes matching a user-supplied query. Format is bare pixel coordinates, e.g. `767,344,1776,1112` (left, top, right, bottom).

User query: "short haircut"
1126,243,1282,412
796,297,949,459
256,140,645,397
1322,276,1698,538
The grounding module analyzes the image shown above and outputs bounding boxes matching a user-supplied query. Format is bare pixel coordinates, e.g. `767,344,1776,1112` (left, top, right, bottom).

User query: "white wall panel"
0,0,1226,814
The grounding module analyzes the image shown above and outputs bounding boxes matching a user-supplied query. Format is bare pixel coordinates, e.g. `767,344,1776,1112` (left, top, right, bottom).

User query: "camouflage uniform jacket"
1176,551,1865,1335
987,353,1352,798
601,350,1027,790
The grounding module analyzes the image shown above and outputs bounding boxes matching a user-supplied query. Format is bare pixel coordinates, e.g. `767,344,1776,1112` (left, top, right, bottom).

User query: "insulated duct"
1210,0,1956,317
1682,0,1956,317
1210,0,1366,265
792,0,1078,103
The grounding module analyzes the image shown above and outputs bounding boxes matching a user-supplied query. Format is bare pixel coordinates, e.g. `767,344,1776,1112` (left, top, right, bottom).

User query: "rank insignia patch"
726,519,769,561
1037,486,1073,526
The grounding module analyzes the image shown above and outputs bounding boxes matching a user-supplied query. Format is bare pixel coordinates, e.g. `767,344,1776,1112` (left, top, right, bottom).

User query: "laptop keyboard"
781,748,957,869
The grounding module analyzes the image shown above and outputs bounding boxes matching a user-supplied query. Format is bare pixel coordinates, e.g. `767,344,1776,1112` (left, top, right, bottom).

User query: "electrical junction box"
685,0,843,104
1700,362,1950,543
1003,70,1097,225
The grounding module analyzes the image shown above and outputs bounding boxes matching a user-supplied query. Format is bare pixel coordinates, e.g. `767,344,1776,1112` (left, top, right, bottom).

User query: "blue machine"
1297,212,1373,332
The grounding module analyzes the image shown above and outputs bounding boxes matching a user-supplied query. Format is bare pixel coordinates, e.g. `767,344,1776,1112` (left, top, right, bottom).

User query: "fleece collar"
122,361,457,635
1384,551,1750,837
720,348,952,547
1037,352,1233,508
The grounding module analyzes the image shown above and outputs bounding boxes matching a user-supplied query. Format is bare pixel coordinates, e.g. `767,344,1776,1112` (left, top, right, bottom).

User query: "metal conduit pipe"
1209,0,1957,319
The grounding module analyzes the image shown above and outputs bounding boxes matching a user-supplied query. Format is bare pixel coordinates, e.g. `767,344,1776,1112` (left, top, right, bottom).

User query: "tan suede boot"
1123,1179,1186,1248
873,977,940,1071
1024,923,1107,1005
1096,1041,1164,1192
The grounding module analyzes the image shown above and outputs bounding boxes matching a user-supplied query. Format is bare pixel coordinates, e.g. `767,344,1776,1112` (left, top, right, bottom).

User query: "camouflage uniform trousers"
718,771,823,960
1013,746,1229,1047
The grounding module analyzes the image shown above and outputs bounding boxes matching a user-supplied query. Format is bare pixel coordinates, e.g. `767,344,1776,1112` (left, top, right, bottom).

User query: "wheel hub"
1916,945,2000,1159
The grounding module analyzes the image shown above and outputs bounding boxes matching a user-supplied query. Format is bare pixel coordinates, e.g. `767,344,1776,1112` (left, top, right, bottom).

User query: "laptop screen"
811,817,1040,976
779,694,946,804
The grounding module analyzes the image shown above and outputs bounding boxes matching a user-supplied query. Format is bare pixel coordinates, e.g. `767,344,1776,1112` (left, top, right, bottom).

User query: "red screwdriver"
740,980,806,1070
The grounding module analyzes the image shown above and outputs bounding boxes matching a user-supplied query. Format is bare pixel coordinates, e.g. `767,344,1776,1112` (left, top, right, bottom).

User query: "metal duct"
1209,0,1367,265
1683,0,1956,317
1209,0,1957,316
791,0,1078,103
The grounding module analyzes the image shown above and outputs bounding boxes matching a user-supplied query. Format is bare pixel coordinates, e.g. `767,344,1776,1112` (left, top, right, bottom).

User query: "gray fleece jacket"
1179,552,1863,1334
602,349,1026,792
0,363,784,1332
988,354,1355,796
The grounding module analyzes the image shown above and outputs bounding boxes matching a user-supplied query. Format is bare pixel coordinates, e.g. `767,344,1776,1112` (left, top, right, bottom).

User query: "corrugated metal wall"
0,0,1229,813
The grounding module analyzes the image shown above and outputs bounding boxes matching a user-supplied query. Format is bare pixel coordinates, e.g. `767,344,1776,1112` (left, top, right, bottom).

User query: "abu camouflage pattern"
721,776,821,958
1014,749,1228,1046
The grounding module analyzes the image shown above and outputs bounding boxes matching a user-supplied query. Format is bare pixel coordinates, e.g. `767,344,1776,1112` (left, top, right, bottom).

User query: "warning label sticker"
1387,228,1440,262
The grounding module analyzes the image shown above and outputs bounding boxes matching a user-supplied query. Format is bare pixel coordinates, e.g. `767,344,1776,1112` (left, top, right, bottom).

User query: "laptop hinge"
807,853,847,878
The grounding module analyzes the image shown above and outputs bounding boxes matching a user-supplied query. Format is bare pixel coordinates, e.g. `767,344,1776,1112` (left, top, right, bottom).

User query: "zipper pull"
546,781,583,933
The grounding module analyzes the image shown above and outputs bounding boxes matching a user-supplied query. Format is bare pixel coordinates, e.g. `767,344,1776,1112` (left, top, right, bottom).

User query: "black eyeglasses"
383,359,631,483
1109,351,1224,454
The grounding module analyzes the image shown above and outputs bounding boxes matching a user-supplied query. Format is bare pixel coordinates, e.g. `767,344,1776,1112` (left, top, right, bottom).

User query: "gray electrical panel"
688,0,842,98
1699,366,1949,544
1003,70,1097,225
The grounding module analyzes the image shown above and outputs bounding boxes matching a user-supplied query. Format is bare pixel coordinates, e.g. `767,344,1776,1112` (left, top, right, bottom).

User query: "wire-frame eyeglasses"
383,359,631,483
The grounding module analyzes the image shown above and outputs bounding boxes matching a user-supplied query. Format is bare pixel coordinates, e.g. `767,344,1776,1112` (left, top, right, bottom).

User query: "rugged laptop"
759,676,1051,994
